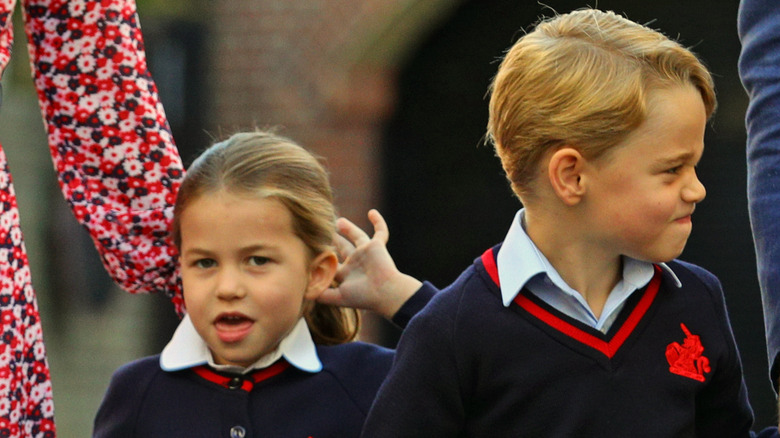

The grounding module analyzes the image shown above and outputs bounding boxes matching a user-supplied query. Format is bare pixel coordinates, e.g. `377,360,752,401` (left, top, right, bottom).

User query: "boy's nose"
682,172,706,203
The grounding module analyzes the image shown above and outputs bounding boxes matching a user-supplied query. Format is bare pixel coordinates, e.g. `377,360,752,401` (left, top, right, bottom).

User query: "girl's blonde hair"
487,8,716,200
172,130,359,345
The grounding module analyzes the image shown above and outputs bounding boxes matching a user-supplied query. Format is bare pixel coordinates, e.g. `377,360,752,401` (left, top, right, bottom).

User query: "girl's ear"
304,251,338,301
547,147,587,206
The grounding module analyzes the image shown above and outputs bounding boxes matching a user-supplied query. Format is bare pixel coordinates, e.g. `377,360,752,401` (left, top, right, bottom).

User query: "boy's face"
582,84,707,263
178,191,324,368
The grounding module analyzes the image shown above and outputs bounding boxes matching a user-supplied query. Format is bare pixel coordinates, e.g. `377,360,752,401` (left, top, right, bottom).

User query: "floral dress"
23,0,185,309
0,0,184,435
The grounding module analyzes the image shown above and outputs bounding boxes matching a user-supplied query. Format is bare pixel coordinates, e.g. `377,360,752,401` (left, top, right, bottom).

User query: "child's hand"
319,209,422,320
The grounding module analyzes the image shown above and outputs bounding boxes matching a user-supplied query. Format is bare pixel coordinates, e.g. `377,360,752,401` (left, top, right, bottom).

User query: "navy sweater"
95,343,392,437
362,245,762,437
93,288,435,438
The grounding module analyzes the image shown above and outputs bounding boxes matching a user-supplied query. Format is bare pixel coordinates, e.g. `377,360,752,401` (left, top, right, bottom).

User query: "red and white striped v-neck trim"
481,248,662,359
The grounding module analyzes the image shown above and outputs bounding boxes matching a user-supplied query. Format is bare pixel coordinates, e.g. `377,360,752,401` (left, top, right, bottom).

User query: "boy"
355,8,774,437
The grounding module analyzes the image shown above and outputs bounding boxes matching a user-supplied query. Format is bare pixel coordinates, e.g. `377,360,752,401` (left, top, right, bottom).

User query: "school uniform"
361,210,764,437
93,287,433,438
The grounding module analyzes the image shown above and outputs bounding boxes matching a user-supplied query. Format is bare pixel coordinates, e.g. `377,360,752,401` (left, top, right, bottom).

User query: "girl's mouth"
214,313,254,343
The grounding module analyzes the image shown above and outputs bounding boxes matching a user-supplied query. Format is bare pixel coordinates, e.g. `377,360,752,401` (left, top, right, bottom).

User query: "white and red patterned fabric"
0,0,184,435
0,0,54,435
23,0,184,309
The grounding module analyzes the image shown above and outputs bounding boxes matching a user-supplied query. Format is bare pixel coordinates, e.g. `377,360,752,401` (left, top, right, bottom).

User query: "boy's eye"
248,256,270,266
194,258,217,269
665,165,682,174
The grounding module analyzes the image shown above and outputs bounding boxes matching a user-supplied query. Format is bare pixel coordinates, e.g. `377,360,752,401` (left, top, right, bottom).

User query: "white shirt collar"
160,315,322,374
496,209,682,307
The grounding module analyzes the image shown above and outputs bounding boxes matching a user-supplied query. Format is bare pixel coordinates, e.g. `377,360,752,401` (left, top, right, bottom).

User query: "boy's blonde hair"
172,130,359,345
487,8,716,199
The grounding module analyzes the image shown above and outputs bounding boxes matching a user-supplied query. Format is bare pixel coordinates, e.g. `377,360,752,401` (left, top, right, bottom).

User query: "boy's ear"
304,251,339,300
547,147,586,205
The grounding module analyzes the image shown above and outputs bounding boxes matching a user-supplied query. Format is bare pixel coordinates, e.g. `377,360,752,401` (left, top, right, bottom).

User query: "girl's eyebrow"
239,244,282,257
242,244,269,252
182,244,275,256
180,247,214,257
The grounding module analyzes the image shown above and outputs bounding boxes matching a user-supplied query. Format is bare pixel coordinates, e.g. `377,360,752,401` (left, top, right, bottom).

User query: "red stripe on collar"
193,360,291,392
481,247,662,359
481,247,499,285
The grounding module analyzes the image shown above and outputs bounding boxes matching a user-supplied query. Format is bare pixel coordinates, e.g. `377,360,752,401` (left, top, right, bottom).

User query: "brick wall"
206,0,457,225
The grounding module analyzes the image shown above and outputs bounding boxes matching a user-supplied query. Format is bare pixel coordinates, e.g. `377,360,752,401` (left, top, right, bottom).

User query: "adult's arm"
0,1,57,436
738,0,780,392
22,0,186,312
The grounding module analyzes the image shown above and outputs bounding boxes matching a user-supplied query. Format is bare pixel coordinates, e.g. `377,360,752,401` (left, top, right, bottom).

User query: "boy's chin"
651,250,683,263
630,247,686,264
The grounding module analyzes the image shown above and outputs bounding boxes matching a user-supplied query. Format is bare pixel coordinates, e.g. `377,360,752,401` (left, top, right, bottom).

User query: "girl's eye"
248,256,270,266
194,258,217,269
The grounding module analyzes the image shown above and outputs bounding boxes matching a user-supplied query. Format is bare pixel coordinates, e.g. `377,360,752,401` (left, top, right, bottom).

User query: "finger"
337,216,371,247
333,233,355,262
317,287,346,307
367,209,389,244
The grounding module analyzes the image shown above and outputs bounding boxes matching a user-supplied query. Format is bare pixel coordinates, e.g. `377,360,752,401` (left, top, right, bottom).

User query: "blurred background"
0,0,771,435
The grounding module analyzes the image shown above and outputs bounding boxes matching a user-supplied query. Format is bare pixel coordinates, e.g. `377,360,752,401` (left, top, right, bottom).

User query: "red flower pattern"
0,0,186,435
24,0,185,306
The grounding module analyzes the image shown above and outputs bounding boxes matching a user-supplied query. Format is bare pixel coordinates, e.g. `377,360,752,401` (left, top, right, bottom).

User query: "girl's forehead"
178,195,306,253
190,188,274,207
182,193,293,232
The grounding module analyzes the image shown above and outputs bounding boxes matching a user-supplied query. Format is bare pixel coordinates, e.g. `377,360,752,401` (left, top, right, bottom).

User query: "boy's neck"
523,208,621,319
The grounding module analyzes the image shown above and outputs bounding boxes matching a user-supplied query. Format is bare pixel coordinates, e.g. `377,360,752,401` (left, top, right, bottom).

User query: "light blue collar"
160,315,322,374
496,209,681,308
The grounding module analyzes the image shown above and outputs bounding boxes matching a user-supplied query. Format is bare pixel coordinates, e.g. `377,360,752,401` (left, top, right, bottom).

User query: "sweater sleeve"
22,0,186,312
361,287,465,437
390,281,437,329
739,0,780,392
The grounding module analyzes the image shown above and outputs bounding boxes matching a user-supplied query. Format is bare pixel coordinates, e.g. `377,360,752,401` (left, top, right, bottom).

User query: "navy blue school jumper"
93,289,435,438
361,244,764,437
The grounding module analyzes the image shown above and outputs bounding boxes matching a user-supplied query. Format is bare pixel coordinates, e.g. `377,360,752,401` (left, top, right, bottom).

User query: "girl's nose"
215,268,246,300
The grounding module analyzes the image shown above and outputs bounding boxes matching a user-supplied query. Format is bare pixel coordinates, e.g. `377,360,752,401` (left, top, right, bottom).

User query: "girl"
25,0,430,435
92,131,429,437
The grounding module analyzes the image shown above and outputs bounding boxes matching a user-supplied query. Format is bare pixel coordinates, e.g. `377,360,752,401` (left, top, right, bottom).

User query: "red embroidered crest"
665,323,711,382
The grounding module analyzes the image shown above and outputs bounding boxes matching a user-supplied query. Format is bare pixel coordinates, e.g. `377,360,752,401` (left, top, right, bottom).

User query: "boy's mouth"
674,214,692,223
674,208,695,223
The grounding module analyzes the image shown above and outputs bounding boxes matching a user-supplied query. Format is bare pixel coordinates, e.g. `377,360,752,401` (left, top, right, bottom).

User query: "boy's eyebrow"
656,149,702,166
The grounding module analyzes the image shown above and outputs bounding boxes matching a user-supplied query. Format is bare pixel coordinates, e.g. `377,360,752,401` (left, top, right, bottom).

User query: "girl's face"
178,190,336,368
